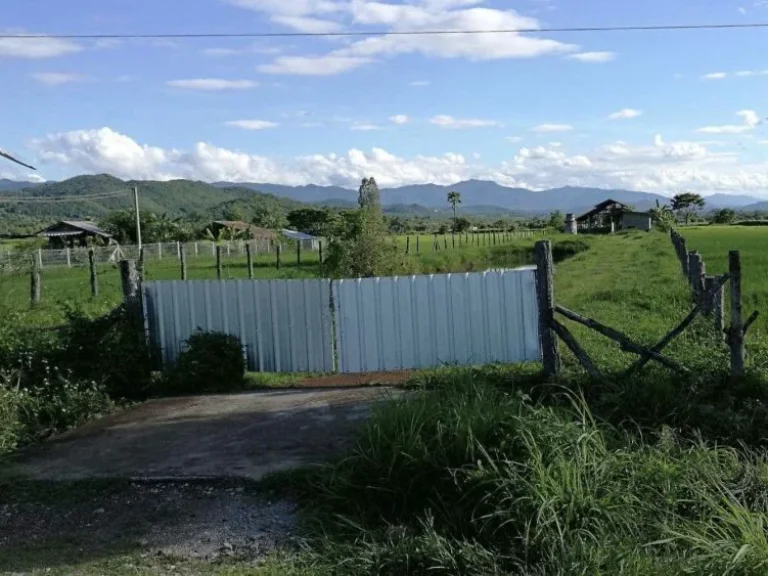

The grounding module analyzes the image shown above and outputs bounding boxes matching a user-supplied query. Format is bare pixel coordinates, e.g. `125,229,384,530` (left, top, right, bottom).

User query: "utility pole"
133,185,142,250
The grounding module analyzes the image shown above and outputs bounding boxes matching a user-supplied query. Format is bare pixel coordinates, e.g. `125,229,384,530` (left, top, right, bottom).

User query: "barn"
573,200,653,233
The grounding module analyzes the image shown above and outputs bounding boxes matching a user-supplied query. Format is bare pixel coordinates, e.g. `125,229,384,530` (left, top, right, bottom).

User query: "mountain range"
1,177,766,220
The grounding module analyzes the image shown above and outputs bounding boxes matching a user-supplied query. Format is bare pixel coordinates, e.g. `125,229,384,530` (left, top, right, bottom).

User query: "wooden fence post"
319,240,323,264
180,244,187,280
138,247,145,281
194,242,199,257
88,248,98,297
276,243,282,270
30,255,41,307
729,251,745,377
416,235,420,253
216,245,223,280
444,235,448,250
452,234,455,249
297,240,302,265
246,242,254,279
66,247,71,268
406,236,410,255
535,240,561,376
712,275,725,336
119,260,140,304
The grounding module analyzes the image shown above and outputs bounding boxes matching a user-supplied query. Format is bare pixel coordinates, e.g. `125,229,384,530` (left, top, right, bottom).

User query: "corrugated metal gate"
332,269,540,373
142,268,540,374
143,279,334,373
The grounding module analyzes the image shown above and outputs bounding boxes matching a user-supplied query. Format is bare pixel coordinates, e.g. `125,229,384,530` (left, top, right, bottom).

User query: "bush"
59,304,153,400
162,331,246,395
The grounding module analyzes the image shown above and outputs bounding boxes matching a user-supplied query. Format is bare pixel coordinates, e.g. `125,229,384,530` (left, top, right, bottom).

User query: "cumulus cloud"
0,33,81,58
702,72,728,80
430,115,501,128
696,109,761,134
389,115,409,124
240,0,592,75
608,108,642,120
30,72,84,86
531,123,574,133
167,79,258,90
31,126,768,194
566,51,616,62
226,120,279,130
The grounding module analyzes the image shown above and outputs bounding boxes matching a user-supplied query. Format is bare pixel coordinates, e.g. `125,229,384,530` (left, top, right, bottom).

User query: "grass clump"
296,375,768,575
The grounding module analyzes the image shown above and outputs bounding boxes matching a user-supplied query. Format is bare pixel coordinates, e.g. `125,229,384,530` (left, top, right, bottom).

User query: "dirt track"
9,387,397,481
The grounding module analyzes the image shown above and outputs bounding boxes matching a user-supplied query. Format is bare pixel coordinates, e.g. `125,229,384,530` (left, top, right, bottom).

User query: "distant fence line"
0,230,546,274
0,239,310,274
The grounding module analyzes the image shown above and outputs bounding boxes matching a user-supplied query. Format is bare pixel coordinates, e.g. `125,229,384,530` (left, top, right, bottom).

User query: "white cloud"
226,120,279,130
389,115,409,125
696,109,761,134
430,115,501,128
735,69,768,77
409,80,431,86
608,108,642,120
531,123,574,133
166,79,258,90
0,33,81,58
506,136,523,143
350,123,383,131
31,126,768,194
738,6,747,14
270,15,344,33
259,55,371,75
758,140,768,145
702,72,728,80
566,51,616,62
245,1,584,75
30,72,84,86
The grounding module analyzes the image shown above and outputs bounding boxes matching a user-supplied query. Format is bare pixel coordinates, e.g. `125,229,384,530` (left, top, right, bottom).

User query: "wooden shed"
38,220,113,249
575,200,653,233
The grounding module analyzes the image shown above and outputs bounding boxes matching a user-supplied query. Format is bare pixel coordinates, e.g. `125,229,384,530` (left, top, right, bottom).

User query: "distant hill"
2,175,765,233
211,179,761,214
0,179,40,192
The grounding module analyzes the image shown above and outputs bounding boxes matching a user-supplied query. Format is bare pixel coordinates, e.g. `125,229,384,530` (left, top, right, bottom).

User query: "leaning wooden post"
276,243,282,270
297,240,302,266
535,240,561,376
246,242,254,279
119,260,140,305
712,275,725,337
88,248,98,297
729,251,745,377
30,255,41,307
216,245,223,280
180,243,187,280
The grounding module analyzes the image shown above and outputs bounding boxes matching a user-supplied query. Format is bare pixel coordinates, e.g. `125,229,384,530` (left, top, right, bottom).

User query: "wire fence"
0,239,318,274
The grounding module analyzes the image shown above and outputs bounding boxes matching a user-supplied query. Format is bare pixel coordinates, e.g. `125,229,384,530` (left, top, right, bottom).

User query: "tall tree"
447,191,462,232
358,177,381,211
671,192,706,224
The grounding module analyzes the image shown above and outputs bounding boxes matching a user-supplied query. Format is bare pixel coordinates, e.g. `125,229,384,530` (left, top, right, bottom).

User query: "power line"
4,22,768,40
0,190,130,204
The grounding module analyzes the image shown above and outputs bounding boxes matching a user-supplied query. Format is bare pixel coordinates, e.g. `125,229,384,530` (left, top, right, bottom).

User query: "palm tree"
447,191,462,232
0,148,36,170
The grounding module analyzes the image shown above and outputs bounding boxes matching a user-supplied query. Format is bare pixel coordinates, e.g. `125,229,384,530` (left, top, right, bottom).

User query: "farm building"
38,220,113,249
572,200,653,233
210,220,276,240
281,229,320,250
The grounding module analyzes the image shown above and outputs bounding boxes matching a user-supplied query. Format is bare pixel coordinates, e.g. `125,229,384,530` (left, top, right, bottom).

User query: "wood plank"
551,319,601,379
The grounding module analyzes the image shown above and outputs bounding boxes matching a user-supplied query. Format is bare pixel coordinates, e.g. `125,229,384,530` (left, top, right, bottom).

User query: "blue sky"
2,0,768,195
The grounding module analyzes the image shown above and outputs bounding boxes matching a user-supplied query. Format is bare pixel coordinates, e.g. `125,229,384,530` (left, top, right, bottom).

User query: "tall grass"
294,375,768,575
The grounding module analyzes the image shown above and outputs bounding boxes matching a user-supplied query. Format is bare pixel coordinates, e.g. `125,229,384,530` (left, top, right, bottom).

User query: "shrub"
59,304,153,400
162,331,246,395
